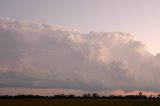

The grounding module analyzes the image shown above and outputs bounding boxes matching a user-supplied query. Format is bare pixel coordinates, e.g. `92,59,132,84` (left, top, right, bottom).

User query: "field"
0,99,160,106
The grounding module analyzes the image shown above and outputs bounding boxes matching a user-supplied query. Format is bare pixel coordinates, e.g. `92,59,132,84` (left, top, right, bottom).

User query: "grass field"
0,99,160,106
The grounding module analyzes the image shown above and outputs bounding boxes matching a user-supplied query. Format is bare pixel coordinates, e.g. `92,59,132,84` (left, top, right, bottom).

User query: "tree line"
0,92,160,99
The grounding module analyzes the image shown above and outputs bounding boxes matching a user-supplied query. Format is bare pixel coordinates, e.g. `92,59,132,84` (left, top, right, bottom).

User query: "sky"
0,0,160,96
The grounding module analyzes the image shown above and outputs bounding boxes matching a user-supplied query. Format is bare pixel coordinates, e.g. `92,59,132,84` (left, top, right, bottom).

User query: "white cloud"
0,17,160,93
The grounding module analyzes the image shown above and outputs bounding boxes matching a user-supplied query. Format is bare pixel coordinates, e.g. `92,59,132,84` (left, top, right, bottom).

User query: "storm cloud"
0,17,160,92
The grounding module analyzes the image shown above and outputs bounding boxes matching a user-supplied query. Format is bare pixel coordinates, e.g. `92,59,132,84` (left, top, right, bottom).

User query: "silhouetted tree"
82,93,91,98
149,95,153,99
92,93,99,98
67,94,75,98
139,92,142,96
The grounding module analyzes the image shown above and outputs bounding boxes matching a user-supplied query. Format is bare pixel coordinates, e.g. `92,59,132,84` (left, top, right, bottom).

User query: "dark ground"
0,99,160,106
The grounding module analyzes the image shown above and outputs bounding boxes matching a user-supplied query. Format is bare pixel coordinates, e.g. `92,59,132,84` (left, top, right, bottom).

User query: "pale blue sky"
0,0,160,54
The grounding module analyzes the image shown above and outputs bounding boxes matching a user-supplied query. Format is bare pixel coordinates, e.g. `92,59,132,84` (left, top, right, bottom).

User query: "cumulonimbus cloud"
0,17,160,93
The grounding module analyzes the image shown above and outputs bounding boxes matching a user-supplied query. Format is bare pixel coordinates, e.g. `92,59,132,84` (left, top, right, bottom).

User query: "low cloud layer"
0,17,160,93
